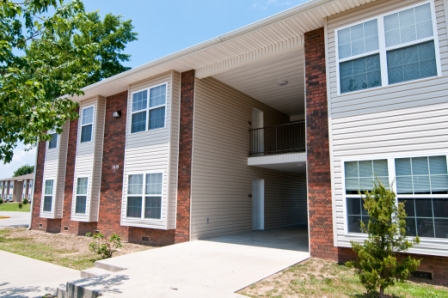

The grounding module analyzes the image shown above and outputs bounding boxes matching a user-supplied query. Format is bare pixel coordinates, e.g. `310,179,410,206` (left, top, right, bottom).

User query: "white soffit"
71,0,378,102
213,48,305,116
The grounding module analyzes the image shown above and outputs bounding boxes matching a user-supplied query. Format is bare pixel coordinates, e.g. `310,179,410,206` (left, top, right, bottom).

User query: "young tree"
347,182,420,297
13,164,34,177
0,0,137,163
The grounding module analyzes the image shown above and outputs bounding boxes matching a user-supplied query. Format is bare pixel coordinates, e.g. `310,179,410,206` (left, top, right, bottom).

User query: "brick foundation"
305,28,338,260
174,70,195,243
337,247,448,285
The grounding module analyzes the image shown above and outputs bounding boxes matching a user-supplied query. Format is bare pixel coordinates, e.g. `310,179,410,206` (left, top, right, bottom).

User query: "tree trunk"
380,286,384,298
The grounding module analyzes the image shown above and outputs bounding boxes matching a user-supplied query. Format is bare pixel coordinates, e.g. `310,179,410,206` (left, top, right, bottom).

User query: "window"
337,2,439,94
131,84,166,133
48,132,58,149
75,177,88,214
396,156,448,238
80,106,94,143
344,156,448,239
345,160,389,232
126,173,163,219
43,180,54,212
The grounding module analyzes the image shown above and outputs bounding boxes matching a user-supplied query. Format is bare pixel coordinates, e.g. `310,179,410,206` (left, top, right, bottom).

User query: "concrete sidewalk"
0,250,80,298
0,211,30,228
72,236,310,297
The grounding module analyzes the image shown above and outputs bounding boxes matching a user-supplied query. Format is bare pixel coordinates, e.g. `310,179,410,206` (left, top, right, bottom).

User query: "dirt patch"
0,228,152,270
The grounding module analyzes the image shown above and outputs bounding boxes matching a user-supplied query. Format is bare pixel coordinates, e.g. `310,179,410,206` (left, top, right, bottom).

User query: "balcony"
249,121,306,157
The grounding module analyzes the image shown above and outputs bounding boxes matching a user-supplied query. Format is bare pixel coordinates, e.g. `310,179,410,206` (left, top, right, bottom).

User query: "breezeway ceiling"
212,48,304,117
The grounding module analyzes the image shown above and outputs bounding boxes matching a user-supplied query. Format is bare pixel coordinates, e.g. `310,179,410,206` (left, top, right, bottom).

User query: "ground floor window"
75,177,88,214
344,155,448,238
126,173,163,220
43,179,54,212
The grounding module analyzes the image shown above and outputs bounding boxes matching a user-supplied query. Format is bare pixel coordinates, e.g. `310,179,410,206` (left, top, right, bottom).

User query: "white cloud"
0,142,37,180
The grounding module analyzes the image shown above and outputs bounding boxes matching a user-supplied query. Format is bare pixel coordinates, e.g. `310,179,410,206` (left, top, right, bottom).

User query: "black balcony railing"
249,121,305,156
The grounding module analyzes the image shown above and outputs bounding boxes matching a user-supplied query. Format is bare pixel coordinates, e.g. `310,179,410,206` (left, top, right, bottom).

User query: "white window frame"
335,0,441,95
75,177,89,214
124,172,164,221
48,130,58,149
42,179,55,213
80,105,95,143
130,82,168,134
342,153,448,241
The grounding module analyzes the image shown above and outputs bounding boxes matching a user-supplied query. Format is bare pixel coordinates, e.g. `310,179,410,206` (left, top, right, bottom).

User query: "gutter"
72,0,330,99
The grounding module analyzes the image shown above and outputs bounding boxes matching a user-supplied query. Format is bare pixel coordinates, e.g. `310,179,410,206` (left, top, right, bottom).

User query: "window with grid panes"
131,84,166,133
126,173,163,220
336,2,439,94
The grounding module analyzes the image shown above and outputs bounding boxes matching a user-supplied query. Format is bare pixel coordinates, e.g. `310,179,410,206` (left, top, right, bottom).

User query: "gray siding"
327,0,448,255
72,97,105,222
40,121,69,218
191,77,307,240
121,71,178,230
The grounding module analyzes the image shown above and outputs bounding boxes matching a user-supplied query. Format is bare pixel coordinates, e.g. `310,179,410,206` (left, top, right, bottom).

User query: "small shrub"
347,181,420,298
18,203,23,209
0,198,3,204
23,198,28,205
85,232,92,237
89,232,122,259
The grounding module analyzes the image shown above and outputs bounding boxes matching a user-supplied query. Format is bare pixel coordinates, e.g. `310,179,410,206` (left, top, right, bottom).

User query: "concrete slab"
0,250,80,298
73,229,310,297
0,211,30,228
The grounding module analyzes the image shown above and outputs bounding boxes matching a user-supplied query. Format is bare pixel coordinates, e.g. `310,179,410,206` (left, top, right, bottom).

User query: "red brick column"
305,28,338,260
97,91,129,239
175,70,195,243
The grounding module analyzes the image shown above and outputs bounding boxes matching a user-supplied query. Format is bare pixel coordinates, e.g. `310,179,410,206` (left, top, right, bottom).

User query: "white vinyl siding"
191,77,307,240
72,96,106,222
121,71,179,230
327,0,448,256
40,121,69,218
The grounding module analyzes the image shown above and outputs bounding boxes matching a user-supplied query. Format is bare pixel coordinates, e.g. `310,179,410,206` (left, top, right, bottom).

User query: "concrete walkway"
0,211,30,228
0,250,80,298
71,230,310,297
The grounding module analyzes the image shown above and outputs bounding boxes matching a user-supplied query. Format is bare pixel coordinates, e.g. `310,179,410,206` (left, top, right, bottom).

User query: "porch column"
305,28,338,260
25,180,30,200
1,181,4,199
5,181,11,198
175,70,195,243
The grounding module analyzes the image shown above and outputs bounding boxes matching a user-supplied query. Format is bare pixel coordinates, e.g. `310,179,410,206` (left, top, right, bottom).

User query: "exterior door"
252,178,264,230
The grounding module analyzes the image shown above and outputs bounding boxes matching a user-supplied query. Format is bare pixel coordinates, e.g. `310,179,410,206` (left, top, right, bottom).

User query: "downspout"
28,143,39,230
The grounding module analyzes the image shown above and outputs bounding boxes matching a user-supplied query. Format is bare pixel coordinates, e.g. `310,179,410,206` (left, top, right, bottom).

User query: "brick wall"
174,70,195,243
96,91,129,239
305,28,338,260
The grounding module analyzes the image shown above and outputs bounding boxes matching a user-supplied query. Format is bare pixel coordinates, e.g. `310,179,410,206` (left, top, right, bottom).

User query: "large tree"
0,0,137,163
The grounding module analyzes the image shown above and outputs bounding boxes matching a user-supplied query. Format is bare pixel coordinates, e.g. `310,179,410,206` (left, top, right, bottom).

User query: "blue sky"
0,0,308,179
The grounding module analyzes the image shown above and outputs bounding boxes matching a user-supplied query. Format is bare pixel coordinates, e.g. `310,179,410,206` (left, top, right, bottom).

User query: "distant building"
0,173,34,202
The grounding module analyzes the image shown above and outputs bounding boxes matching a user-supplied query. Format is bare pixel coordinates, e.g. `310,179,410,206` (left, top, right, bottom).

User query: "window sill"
334,74,441,98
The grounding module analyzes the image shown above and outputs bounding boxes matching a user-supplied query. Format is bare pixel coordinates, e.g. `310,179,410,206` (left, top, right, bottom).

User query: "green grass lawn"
239,258,448,298
0,202,31,212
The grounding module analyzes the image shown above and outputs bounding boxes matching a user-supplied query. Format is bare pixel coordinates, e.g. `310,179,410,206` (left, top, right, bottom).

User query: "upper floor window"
48,131,58,149
131,84,166,133
336,2,439,94
81,106,94,143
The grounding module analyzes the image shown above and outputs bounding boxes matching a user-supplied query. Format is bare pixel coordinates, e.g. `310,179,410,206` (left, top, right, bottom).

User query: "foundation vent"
38,223,43,228
63,226,68,231
412,271,432,280
142,236,150,242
